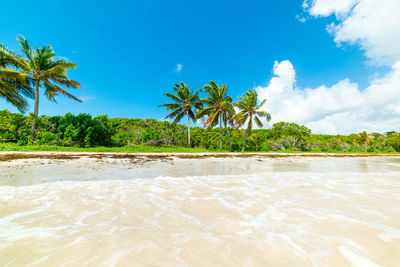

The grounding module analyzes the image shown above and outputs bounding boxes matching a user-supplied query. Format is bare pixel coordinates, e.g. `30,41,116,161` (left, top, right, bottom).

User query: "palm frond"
256,99,266,110
162,92,182,103
158,103,181,110
159,82,202,125
172,111,185,124
256,111,271,121
43,81,82,102
204,110,220,128
165,108,183,122
17,35,33,62
254,115,264,128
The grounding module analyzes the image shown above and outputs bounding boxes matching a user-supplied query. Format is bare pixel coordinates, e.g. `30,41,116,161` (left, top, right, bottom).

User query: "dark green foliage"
386,136,400,152
0,110,398,152
0,110,111,147
142,128,161,143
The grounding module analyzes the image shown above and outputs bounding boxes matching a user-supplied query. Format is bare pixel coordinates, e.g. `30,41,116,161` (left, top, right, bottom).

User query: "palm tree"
15,35,81,135
222,99,235,151
234,89,271,152
0,45,33,112
197,81,232,150
158,82,202,146
357,131,370,151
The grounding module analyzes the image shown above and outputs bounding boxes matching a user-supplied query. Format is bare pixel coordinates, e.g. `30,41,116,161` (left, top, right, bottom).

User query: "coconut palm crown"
234,89,271,152
158,82,202,146
0,45,33,112
197,81,233,150
15,35,81,135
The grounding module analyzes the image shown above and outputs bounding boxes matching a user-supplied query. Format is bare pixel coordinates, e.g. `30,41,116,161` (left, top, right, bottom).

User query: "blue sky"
1,0,399,133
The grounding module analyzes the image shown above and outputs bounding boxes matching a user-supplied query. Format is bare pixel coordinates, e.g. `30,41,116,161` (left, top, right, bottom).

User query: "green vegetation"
158,82,202,146
234,89,271,152
196,81,233,150
0,36,80,136
0,110,398,153
1,37,399,154
0,45,33,112
0,142,210,153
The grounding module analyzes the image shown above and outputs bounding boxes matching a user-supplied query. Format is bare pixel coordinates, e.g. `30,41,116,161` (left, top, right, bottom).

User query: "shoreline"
0,151,399,162
2,151,399,187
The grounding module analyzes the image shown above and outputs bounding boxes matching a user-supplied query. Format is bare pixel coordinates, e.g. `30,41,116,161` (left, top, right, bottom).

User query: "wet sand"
0,153,399,266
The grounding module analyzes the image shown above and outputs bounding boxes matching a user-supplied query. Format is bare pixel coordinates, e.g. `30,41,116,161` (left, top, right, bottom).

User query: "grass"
0,143,212,153
0,142,398,154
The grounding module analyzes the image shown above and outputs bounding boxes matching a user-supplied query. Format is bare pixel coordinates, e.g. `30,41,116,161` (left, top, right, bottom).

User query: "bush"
142,128,161,143
265,140,285,151
0,110,398,152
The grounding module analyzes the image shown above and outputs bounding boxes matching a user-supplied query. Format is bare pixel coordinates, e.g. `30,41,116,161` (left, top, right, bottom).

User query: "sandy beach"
1,152,399,266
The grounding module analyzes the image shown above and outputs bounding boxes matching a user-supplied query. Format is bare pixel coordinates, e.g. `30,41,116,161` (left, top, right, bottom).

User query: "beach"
0,153,400,266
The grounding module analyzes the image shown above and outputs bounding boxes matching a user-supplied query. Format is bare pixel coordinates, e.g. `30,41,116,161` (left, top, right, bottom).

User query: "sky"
1,0,399,134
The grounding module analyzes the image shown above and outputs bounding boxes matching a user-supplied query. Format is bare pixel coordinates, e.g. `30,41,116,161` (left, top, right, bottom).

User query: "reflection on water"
358,159,370,171
271,161,311,172
0,157,399,266
1,157,399,186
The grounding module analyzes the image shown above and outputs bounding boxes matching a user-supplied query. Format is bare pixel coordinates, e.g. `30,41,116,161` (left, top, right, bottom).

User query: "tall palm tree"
222,99,235,151
0,45,33,112
197,81,232,150
158,82,202,146
15,35,81,135
234,89,271,152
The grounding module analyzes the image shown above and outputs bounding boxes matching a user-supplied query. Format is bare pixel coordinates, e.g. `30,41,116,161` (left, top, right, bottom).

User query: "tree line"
1,36,399,153
159,81,271,151
0,110,399,152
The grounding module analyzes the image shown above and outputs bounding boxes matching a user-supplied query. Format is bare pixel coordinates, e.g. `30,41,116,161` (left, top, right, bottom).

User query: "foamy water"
0,157,399,266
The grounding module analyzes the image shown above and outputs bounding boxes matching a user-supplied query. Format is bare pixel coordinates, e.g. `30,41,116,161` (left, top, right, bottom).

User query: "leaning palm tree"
158,82,202,146
197,81,232,150
15,35,81,135
234,89,271,152
0,45,33,112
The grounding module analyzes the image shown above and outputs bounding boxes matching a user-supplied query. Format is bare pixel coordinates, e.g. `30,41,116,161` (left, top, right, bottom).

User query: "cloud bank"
255,0,400,134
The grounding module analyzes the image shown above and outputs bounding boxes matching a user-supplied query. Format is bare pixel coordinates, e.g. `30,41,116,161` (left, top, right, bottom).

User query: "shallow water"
0,157,400,266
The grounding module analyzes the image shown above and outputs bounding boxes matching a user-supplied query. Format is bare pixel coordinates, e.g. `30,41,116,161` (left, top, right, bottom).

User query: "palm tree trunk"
242,127,249,152
225,118,231,151
30,80,39,136
219,112,222,150
186,109,191,146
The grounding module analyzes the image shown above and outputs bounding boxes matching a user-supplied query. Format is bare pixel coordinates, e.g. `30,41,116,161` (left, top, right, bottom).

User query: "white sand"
0,154,399,266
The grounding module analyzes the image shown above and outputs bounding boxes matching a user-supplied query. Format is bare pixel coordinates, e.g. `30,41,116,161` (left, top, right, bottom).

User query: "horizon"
1,0,399,135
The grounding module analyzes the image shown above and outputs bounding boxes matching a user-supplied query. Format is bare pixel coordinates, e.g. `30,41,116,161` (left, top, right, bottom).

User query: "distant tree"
385,131,396,137
159,82,202,146
269,122,312,149
234,89,271,152
14,35,81,136
0,45,33,112
197,81,233,150
357,131,370,151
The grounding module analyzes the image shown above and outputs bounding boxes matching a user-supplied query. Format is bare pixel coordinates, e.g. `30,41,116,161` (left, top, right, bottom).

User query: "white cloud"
295,15,306,23
252,0,400,134
255,60,400,134
307,0,358,17
308,0,400,66
174,63,183,73
80,95,95,102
